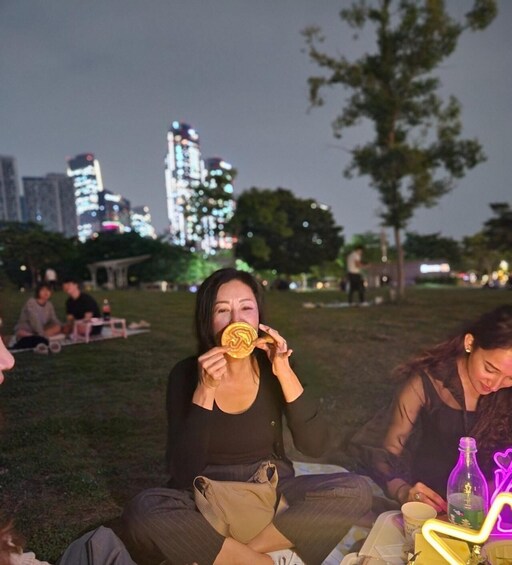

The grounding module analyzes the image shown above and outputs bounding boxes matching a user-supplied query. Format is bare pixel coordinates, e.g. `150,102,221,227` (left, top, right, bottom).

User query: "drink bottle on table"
102,299,111,321
447,436,489,530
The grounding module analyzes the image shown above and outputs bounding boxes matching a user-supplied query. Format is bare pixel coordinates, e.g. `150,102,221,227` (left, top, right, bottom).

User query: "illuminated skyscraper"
0,155,22,221
164,121,203,247
164,121,236,253
131,205,156,239
23,174,77,237
66,153,103,241
98,189,131,234
202,157,236,253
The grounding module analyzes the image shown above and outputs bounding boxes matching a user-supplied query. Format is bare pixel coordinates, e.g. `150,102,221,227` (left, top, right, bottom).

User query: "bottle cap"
459,436,477,451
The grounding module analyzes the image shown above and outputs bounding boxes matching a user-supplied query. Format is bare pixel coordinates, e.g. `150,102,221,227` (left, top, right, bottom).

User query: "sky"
1,0,511,244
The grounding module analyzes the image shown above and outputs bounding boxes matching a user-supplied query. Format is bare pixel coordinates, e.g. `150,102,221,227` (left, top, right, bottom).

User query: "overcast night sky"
1,0,511,243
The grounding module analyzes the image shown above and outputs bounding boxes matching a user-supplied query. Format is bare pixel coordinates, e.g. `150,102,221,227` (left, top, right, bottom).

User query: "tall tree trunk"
393,226,405,298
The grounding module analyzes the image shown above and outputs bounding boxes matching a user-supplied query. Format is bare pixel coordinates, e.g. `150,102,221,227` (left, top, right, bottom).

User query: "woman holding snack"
121,268,372,565
349,304,512,514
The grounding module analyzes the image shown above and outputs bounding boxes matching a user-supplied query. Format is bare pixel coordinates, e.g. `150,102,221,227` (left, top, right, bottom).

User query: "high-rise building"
0,155,22,222
98,189,131,234
23,174,77,237
66,153,103,241
202,158,236,252
164,121,203,247
164,121,236,253
131,205,157,239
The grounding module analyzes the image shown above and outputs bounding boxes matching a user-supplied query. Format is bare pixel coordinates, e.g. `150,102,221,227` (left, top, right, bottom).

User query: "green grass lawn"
0,285,511,561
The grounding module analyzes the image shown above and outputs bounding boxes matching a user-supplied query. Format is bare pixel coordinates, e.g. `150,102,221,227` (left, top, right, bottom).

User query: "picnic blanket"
302,298,384,309
9,326,150,354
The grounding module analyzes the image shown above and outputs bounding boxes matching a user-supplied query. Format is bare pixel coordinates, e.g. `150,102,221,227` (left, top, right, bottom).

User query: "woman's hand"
406,482,447,513
255,323,292,369
197,346,229,389
193,346,229,409
256,324,303,403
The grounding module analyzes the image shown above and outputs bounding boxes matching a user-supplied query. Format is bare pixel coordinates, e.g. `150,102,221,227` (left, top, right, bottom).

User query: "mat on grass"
9,327,150,354
302,300,382,309
290,461,386,564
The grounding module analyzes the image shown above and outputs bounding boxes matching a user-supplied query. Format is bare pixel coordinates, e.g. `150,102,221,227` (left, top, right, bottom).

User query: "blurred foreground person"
0,520,136,565
0,334,15,385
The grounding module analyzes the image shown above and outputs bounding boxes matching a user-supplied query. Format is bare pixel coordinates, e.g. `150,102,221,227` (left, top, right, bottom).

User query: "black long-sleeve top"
166,350,330,489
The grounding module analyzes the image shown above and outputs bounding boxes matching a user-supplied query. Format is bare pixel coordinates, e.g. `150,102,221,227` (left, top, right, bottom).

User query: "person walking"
346,245,366,305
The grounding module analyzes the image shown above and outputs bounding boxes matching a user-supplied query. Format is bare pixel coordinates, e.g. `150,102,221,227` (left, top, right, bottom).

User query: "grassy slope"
0,286,510,560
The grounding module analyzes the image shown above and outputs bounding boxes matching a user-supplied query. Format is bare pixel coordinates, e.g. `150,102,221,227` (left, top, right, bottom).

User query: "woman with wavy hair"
350,304,512,512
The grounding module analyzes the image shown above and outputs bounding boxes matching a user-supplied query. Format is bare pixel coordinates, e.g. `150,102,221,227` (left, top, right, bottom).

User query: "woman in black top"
121,268,372,565
350,304,512,513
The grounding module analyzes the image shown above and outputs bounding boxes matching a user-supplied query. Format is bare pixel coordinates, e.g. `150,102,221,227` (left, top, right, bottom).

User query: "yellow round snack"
221,322,258,358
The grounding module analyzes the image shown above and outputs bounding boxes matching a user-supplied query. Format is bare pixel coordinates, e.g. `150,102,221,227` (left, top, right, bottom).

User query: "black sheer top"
349,367,482,497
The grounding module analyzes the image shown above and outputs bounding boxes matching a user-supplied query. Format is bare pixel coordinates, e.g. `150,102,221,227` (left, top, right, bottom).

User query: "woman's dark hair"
393,304,512,383
393,304,512,462
34,282,51,299
195,268,265,354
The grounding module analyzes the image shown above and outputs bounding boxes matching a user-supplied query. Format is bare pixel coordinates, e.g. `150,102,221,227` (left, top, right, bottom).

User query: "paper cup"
482,540,512,565
401,501,437,548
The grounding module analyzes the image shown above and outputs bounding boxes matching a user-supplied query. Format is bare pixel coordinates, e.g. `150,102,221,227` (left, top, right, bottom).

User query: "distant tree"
461,231,500,276
459,203,512,278
228,188,344,274
482,202,512,252
303,0,496,297
404,231,462,268
0,222,76,287
78,232,194,284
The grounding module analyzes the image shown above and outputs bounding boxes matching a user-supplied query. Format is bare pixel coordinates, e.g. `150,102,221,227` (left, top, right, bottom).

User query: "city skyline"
1,1,511,243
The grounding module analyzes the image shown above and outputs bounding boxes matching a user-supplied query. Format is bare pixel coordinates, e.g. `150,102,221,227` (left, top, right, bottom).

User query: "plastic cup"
401,501,437,548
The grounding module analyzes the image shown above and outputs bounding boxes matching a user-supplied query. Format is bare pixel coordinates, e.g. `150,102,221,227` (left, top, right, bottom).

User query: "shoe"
34,343,49,355
49,342,62,354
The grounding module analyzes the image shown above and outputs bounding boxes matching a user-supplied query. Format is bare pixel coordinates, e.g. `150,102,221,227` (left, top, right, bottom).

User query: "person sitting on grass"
119,268,373,565
11,283,63,351
349,304,512,513
61,278,102,338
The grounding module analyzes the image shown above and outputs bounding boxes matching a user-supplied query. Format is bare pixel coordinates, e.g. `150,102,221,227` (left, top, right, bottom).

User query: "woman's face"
212,279,259,340
0,338,15,385
465,335,512,394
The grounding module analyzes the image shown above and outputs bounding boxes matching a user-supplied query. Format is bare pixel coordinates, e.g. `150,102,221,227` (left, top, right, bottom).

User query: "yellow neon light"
422,492,512,565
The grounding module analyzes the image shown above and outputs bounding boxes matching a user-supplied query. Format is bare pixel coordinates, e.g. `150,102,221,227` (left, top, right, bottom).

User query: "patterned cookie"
221,322,258,358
